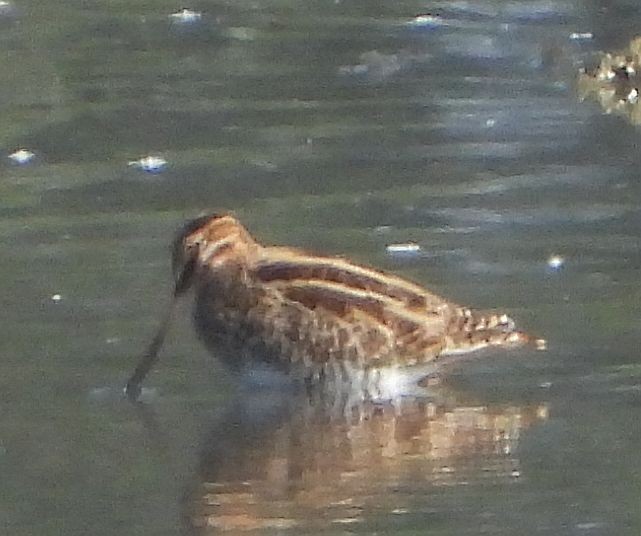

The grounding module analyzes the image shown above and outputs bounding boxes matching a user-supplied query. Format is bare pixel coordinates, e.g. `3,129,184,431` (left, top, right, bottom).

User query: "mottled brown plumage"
125,213,532,399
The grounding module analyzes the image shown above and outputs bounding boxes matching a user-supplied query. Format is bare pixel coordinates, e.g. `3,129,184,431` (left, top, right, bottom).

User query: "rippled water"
2,1,641,535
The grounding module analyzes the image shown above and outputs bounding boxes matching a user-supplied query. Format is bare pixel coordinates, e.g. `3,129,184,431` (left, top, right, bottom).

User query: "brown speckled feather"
173,214,530,382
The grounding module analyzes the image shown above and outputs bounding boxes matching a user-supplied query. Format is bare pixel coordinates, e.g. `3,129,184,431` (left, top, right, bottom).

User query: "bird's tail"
441,308,542,356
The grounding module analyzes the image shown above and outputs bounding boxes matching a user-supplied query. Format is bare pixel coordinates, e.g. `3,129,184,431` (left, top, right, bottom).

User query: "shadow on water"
176,383,547,534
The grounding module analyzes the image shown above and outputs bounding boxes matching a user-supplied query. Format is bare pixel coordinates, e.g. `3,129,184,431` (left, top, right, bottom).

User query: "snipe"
125,213,535,399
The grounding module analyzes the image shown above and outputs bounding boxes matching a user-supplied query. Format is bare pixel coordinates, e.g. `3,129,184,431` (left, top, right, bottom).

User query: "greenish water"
2,1,641,535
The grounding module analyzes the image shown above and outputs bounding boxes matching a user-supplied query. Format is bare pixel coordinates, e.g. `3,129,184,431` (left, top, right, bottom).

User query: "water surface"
2,1,641,535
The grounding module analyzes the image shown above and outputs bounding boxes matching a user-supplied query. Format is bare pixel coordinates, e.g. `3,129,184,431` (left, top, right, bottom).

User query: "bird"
125,213,535,400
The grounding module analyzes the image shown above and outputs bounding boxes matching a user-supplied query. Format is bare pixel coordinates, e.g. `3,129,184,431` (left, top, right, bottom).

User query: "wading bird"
125,213,534,400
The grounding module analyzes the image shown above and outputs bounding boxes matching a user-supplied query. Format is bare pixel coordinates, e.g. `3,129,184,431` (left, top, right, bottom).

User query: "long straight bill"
125,296,177,401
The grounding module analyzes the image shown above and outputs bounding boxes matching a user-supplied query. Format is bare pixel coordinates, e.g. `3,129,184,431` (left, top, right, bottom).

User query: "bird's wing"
251,251,452,365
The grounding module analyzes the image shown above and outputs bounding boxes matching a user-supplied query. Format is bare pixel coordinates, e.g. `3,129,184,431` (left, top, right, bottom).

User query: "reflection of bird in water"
182,388,548,534
126,213,538,400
